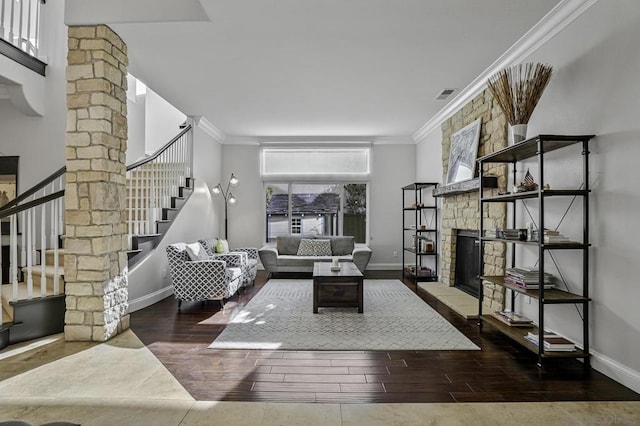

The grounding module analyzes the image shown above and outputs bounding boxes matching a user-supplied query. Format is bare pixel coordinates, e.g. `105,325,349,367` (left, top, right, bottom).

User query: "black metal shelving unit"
476,134,594,368
402,183,438,283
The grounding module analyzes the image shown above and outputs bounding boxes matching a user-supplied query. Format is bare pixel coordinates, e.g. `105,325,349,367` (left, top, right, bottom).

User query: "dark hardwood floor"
130,271,640,403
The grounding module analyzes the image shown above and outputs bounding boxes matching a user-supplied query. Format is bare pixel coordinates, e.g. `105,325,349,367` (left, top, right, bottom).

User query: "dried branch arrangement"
487,63,553,125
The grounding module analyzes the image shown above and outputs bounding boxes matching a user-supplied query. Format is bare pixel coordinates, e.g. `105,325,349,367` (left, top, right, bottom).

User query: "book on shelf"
492,310,533,327
524,331,576,351
504,267,555,289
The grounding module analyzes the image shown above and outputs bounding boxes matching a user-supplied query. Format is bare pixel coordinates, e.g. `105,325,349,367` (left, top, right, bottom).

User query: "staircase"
1,248,65,345
0,126,194,350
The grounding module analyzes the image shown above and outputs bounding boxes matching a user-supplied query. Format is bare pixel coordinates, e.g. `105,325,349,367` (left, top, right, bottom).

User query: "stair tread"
44,249,66,255
2,283,62,311
20,265,64,276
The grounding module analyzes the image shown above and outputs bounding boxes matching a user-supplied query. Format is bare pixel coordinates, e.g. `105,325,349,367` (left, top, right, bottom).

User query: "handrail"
127,125,192,171
0,166,65,213
0,190,63,220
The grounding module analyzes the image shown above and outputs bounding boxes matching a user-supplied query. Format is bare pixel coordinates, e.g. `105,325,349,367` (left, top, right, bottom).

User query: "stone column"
64,25,129,341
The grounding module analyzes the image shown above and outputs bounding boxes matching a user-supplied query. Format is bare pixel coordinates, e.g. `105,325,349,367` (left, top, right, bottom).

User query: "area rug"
208,279,479,351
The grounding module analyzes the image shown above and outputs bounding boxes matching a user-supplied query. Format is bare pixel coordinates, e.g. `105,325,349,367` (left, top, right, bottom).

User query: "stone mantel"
433,176,498,198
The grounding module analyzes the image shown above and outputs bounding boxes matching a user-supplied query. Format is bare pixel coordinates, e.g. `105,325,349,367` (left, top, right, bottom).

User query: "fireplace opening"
454,229,481,298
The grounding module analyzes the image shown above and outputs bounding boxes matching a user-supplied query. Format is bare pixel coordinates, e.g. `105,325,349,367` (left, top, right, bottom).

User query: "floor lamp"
211,173,238,239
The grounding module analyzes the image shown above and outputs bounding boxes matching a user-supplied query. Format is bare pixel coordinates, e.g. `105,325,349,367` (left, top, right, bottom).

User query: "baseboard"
129,285,174,313
366,263,402,270
590,349,640,394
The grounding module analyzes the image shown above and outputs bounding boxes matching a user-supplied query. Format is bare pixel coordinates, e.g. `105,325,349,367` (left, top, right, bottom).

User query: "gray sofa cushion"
277,235,307,255
329,236,355,255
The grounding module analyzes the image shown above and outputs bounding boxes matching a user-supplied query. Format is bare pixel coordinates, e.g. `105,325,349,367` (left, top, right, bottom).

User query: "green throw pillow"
216,239,229,253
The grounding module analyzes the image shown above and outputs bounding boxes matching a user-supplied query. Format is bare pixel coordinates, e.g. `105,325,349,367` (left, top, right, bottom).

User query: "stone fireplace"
435,89,509,312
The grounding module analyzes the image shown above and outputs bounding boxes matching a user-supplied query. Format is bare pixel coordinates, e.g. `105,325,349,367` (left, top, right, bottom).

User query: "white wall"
0,0,67,190
126,92,146,164
144,88,186,153
220,143,263,250
369,143,415,267
415,127,443,183
221,141,416,267
513,0,640,391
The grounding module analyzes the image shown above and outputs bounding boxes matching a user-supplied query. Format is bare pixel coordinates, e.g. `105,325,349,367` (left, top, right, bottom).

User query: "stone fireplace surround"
436,89,509,312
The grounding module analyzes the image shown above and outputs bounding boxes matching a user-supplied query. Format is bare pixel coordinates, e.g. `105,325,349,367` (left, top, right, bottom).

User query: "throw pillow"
216,239,230,253
329,236,355,255
185,242,209,261
296,238,332,256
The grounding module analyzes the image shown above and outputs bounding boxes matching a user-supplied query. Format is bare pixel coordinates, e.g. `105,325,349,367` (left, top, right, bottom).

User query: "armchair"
166,243,243,308
199,237,258,288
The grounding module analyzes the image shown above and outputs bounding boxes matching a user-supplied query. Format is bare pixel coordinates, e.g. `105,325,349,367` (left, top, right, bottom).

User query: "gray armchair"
199,237,258,288
166,243,242,308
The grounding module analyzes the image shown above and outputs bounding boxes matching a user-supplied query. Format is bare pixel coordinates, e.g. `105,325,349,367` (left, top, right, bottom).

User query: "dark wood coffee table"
313,262,364,313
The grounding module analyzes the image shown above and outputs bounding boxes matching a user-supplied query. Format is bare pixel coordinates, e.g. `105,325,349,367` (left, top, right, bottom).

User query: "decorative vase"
509,123,528,145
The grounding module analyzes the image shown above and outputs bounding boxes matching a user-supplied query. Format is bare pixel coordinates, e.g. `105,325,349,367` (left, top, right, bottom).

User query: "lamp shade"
228,193,237,206
211,185,222,196
229,173,239,187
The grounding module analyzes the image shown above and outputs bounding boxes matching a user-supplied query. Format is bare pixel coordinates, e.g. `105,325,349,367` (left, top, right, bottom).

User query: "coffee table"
312,262,364,313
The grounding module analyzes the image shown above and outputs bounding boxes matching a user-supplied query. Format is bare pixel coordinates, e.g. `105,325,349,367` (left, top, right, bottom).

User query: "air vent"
436,88,456,100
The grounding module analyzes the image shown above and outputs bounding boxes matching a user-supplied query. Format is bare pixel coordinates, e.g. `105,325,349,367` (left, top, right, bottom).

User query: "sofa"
258,235,372,275
199,237,259,288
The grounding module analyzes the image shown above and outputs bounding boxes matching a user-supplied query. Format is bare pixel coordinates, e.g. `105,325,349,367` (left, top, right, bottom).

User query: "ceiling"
71,0,562,140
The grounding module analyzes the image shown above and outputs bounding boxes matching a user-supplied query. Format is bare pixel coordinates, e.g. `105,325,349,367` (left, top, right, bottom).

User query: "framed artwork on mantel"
446,119,481,184
0,156,19,234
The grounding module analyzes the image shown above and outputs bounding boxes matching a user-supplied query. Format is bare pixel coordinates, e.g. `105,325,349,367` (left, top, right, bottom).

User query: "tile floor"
1,330,639,425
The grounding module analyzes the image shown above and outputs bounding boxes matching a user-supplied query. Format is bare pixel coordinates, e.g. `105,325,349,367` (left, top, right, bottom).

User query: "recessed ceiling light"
436,88,456,100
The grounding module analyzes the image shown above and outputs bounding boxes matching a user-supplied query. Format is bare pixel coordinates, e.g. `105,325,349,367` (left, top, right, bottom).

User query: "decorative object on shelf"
211,173,239,239
446,118,481,184
487,62,553,145
516,169,538,192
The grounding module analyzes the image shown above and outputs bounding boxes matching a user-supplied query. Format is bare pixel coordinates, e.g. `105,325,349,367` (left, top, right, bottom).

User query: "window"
291,217,302,234
265,183,367,243
262,145,370,244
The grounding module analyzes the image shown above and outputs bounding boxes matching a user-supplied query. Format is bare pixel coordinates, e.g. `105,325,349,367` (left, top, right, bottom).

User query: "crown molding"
412,0,601,144
189,115,226,143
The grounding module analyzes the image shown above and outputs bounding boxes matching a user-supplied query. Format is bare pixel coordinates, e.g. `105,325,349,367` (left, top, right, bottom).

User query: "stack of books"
492,310,533,327
524,331,576,351
532,229,574,244
505,267,555,289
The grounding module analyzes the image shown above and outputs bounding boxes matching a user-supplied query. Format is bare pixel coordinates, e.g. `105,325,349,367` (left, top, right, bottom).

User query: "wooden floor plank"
129,270,640,403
